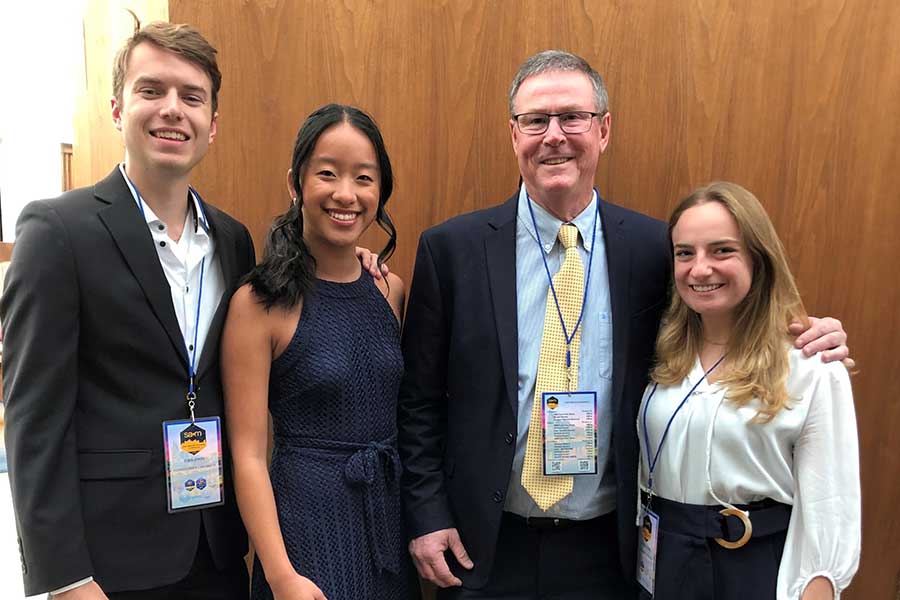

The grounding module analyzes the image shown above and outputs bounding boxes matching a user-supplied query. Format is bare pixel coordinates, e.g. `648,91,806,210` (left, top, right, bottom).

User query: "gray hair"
508,50,609,118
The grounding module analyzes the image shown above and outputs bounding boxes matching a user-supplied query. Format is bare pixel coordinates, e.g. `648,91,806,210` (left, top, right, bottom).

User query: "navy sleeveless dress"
250,272,418,599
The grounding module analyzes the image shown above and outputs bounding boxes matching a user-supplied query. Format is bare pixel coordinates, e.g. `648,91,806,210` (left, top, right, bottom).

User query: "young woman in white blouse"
637,182,860,599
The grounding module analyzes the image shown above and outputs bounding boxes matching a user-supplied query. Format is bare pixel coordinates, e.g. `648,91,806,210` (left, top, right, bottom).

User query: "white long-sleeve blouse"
637,347,860,599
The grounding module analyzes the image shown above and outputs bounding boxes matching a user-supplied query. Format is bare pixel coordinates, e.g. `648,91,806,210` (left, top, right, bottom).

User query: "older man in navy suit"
397,50,849,599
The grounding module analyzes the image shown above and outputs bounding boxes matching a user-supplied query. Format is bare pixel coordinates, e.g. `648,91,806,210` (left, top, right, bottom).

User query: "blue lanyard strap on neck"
526,189,600,367
642,354,726,493
122,170,208,415
187,258,206,398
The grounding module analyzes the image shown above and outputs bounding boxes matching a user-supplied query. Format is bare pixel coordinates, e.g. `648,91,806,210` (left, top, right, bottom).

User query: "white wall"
1,7,87,597
0,1,86,241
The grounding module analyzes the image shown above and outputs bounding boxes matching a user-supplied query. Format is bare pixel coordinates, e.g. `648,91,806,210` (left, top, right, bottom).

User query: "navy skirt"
640,495,791,600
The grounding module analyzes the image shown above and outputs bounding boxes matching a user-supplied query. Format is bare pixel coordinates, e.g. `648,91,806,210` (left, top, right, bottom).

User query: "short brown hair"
508,50,608,117
112,21,222,114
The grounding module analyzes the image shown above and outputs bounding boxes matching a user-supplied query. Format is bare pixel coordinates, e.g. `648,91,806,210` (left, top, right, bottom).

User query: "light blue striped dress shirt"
504,186,617,519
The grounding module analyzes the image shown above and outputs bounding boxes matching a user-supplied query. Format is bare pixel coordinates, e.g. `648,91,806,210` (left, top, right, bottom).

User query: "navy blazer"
398,192,670,587
1,168,255,595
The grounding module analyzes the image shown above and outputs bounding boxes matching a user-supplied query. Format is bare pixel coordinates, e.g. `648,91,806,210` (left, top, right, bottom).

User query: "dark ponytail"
244,103,396,309
243,199,316,310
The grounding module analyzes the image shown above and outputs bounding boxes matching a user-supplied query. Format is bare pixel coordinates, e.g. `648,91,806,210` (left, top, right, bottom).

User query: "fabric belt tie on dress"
274,434,403,575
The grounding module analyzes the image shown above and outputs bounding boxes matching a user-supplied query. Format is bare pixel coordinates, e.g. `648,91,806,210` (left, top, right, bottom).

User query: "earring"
291,197,298,206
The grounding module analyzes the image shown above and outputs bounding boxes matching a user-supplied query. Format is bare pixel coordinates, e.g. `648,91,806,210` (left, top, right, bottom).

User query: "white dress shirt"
119,164,225,364
638,347,860,599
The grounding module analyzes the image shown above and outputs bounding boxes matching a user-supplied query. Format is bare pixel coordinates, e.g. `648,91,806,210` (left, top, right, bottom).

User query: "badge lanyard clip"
187,378,197,423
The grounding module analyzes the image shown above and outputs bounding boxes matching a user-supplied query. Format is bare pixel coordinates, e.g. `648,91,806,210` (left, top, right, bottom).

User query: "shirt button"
157,224,165,231
505,432,514,445
492,490,504,503
188,344,194,351
159,241,166,247
544,243,552,251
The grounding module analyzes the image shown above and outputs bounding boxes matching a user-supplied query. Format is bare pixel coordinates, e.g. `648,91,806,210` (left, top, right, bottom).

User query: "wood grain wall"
76,0,899,596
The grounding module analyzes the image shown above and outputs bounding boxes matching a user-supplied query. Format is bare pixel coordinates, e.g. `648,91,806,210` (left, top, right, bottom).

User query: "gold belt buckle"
714,508,752,549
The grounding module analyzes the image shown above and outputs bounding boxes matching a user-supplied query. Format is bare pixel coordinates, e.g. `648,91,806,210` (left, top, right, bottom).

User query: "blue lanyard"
642,355,726,494
122,171,209,419
526,189,599,370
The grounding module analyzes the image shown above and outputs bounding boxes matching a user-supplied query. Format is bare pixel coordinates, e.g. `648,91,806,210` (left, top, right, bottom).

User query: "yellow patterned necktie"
521,223,584,510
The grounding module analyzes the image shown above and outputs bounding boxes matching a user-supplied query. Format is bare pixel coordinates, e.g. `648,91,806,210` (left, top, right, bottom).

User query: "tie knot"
558,224,579,249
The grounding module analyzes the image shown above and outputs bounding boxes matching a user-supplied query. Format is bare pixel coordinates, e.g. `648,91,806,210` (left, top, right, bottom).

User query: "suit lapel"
485,197,519,416
195,206,237,380
96,169,189,369
598,200,631,421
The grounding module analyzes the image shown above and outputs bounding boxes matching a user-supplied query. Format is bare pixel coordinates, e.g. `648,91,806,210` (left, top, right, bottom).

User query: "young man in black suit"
2,22,254,599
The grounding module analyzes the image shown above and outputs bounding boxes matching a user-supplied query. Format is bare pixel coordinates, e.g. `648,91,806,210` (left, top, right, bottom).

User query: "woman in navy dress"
222,104,417,599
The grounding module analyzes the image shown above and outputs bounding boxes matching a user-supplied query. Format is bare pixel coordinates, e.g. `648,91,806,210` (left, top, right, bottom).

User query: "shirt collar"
516,184,598,254
117,163,208,236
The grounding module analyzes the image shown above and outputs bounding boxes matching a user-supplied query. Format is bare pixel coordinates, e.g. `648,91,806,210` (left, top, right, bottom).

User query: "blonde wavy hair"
651,182,808,421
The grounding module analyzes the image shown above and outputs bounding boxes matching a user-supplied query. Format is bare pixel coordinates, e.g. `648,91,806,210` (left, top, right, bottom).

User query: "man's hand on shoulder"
52,580,109,600
789,316,854,368
409,528,474,588
355,246,390,280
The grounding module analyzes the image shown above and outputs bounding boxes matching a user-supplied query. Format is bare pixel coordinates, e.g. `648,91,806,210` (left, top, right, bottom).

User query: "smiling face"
671,201,753,330
295,121,380,250
111,42,217,181
510,70,610,215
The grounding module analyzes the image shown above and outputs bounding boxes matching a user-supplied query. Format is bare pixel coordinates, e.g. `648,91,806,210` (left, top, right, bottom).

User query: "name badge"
162,417,225,512
637,505,659,594
541,391,598,476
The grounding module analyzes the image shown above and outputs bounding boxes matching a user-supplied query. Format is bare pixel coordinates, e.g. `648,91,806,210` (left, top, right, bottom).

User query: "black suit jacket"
1,168,255,595
398,193,670,587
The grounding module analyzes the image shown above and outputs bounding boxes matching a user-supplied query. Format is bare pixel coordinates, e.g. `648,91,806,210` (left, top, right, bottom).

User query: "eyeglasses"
513,111,603,135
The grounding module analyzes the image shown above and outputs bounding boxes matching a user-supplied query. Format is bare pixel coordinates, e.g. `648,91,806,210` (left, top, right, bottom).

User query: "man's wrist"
51,576,93,596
